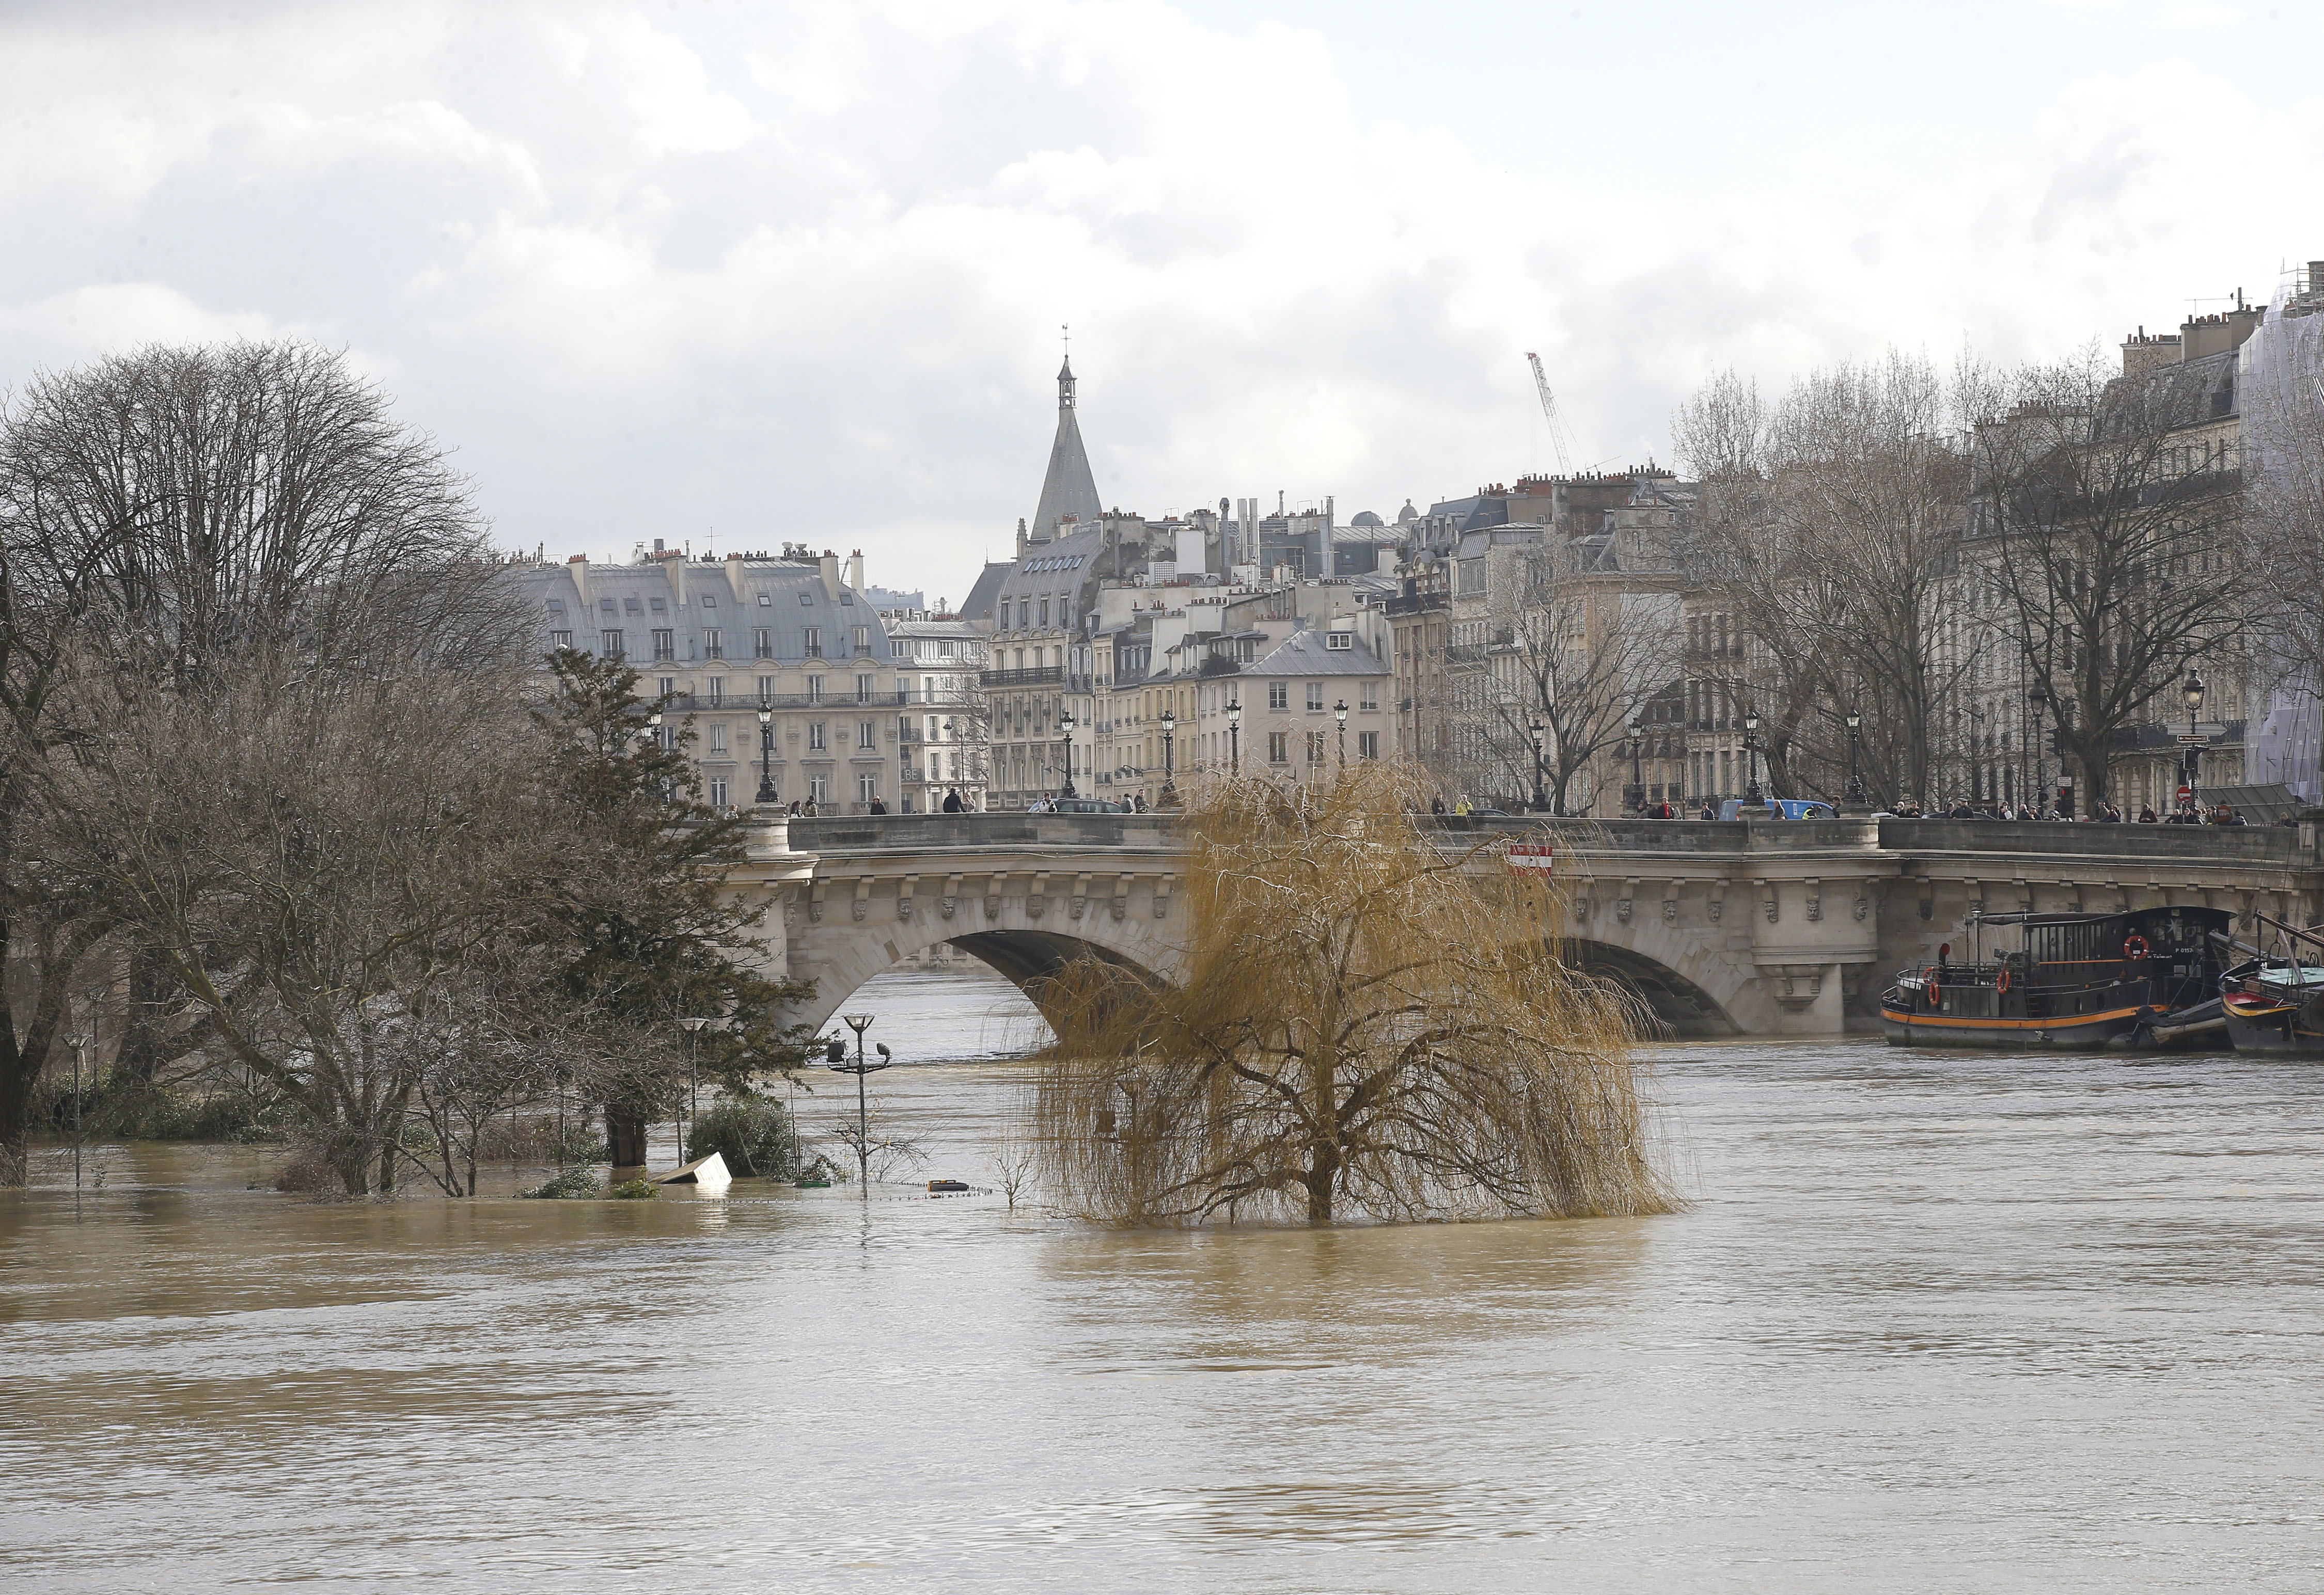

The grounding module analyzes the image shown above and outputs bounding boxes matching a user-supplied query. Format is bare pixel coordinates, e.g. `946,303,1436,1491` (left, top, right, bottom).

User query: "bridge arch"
781,890,1186,1037
1561,937,1741,1038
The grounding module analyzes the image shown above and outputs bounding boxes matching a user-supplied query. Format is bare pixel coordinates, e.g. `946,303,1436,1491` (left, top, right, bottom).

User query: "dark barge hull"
1879,1004,2148,1051
2222,1000,2324,1057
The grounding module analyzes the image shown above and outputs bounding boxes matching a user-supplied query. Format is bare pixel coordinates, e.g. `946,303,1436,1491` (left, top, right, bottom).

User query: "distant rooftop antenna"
1525,352,1576,474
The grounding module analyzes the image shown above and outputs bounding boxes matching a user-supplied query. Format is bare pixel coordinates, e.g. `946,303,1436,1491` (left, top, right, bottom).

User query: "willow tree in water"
1032,761,1676,1225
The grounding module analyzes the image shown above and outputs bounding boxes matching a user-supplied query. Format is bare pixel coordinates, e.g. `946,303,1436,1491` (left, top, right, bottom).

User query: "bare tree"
1676,353,1978,809
64,665,544,1196
988,1131,1038,1210
1458,541,1681,814
1974,346,2251,806
0,340,516,1179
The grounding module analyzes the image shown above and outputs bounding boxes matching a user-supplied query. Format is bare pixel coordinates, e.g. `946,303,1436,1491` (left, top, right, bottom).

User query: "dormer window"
800,591,815,606
650,597,666,613
1326,632,1352,651
700,593,716,608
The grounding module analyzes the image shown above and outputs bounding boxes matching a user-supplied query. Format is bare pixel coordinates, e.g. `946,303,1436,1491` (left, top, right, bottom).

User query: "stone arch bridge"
724,812,2324,1038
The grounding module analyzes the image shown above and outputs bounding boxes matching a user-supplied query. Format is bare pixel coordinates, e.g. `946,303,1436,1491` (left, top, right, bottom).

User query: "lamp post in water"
676,1017,710,1163
826,1013,892,1192
67,1031,88,1195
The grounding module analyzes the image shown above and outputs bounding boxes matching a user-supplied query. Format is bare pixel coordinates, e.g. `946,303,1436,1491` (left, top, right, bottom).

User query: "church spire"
1031,345,1102,538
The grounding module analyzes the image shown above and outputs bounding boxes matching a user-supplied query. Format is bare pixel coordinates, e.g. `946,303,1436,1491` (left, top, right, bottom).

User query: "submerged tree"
1031,761,1677,1225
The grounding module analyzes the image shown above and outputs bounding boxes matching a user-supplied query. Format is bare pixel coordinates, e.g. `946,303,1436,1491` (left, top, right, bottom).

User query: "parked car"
1717,797,1840,821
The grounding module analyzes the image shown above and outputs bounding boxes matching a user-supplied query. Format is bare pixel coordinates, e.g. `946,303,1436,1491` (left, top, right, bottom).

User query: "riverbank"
7,981,2324,1593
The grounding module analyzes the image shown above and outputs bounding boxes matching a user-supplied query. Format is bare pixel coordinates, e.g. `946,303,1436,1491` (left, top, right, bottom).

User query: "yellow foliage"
1031,760,1679,1225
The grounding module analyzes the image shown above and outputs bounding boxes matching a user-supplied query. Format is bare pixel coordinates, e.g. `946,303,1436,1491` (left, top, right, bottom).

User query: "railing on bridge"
786,810,2324,866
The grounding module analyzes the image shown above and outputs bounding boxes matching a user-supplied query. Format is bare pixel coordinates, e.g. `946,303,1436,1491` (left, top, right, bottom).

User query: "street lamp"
1333,699,1348,768
1058,709,1077,799
2183,667,2207,812
1627,714,1644,814
1159,705,1176,800
826,1012,893,1193
1970,701,1988,805
676,1017,711,1164
1527,716,1547,812
67,1031,88,1195
756,705,777,804
1226,698,1242,774
1844,705,1865,806
1742,707,1763,804
2028,681,2051,818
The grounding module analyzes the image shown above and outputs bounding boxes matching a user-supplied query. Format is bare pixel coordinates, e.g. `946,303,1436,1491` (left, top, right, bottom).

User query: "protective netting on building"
2239,264,2324,800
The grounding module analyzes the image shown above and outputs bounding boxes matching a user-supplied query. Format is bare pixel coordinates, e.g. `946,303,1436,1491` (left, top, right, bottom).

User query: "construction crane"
1525,352,1576,475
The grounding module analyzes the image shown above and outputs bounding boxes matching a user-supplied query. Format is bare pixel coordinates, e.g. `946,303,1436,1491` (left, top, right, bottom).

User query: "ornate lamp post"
1058,709,1077,799
1844,705,1865,806
756,705,777,804
1159,705,1176,799
1333,699,1348,768
1970,701,1988,804
1528,716,1547,812
2028,680,2051,817
2183,667,2207,812
1226,698,1242,774
1626,714,1645,813
1742,708,1763,804
825,1013,892,1193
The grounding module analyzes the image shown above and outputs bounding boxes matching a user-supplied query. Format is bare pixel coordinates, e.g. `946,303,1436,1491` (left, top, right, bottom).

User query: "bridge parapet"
749,808,2324,1041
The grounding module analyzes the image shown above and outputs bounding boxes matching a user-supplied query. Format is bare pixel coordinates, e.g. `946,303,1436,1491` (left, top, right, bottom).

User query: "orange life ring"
2123,934,2151,961
1923,966,1941,1007
1996,965,2012,995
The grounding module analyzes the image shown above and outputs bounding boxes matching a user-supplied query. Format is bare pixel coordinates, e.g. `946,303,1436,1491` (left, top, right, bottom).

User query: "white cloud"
1,1,2320,606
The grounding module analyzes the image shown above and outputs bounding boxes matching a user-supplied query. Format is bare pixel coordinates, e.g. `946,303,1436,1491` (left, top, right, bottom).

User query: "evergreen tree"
529,648,817,1164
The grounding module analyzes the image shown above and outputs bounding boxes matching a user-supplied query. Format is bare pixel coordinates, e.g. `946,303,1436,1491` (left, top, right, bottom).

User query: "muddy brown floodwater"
5,966,2324,1592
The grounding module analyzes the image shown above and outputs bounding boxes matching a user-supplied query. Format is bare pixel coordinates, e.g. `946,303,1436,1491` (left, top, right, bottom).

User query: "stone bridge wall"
723,812,2324,1039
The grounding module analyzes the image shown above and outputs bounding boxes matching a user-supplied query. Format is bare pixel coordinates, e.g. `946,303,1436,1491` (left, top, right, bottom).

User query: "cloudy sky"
5,0,2320,607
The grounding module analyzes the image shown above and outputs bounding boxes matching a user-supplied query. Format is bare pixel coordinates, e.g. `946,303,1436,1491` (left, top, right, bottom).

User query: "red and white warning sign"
1506,842,1556,875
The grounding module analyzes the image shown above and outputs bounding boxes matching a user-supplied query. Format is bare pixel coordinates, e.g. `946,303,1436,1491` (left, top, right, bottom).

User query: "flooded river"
6,967,2323,1592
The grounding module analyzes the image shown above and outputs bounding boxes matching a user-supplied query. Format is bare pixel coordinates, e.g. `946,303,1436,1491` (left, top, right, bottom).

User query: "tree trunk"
0,1050,31,1186
607,1106,650,1168
1304,1149,1337,1223
110,943,178,1098
331,1133,374,1196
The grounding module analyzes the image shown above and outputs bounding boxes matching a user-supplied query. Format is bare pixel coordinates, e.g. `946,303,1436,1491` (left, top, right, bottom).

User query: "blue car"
1716,798,1840,821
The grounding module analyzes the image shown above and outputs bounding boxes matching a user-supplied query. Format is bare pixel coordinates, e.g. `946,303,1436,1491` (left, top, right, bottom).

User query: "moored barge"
1880,906,2233,1050
2220,915,2324,1057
